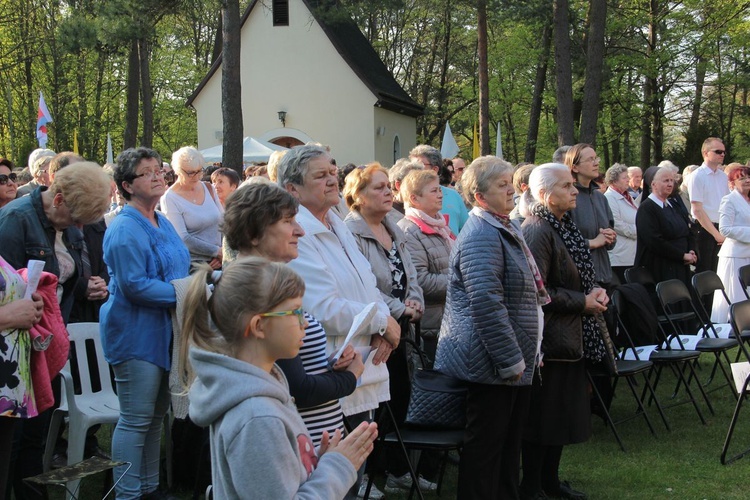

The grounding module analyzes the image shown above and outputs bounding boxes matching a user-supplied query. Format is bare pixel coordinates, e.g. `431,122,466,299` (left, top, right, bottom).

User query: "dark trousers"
520,442,564,497
0,418,16,497
457,383,531,500
696,224,720,310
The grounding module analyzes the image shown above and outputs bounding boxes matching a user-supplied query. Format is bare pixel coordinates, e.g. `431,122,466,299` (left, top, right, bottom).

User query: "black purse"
403,331,468,430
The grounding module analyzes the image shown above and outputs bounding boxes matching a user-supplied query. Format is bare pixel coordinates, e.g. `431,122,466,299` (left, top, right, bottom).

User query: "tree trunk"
553,0,575,145
579,0,607,145
123,38,140,150
525,20,552,163
477,0,490,155
139,39,154,148
684,53,706,163
640,76,652,168
221,0,243,176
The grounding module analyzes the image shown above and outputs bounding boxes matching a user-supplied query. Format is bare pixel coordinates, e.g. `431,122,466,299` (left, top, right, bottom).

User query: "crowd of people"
0,136,746,500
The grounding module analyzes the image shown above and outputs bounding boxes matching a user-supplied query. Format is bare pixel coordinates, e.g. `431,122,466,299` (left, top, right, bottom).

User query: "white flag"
496,122,503,159
106,133,114,165
440,121,460,160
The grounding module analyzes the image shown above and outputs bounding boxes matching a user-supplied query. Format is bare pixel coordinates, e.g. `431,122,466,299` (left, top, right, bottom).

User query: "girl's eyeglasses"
245,308,306,337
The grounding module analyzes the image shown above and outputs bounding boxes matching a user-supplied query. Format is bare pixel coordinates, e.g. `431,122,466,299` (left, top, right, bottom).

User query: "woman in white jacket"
712,166,750,322
278,145,401,498
603,164,638,285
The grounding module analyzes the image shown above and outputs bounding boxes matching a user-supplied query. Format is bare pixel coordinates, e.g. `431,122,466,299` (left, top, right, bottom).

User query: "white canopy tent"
199,137,287,163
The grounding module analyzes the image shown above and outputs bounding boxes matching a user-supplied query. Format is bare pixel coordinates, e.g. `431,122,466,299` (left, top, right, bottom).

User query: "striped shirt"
298,312,345,446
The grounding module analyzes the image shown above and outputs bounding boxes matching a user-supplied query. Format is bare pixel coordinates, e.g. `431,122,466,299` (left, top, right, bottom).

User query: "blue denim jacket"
0,186,83,322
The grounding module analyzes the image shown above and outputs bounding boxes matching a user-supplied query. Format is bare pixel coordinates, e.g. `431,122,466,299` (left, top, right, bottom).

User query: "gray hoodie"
188,348,357,499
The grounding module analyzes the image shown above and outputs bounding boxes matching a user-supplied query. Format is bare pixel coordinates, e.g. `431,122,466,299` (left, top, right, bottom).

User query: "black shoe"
547,481,587,500
51,452,68,469
141,489,180,500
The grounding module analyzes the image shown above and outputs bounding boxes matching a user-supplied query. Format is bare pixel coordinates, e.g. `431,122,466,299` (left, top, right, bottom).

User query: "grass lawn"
41,351,750,499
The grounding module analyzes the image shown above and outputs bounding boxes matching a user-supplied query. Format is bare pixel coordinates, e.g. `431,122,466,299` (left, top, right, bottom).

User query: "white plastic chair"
53,322,120,499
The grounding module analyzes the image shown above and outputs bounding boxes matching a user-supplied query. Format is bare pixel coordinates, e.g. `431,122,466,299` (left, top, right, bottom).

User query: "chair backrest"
730,300,750,338
624,266,656,286
66,322,115,397
656,279,693,309
692,271,731,326
739,265,750,300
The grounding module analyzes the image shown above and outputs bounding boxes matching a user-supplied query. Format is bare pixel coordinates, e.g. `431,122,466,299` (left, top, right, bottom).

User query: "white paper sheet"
23,260,45,299
330,302,379,365
731,362,750,394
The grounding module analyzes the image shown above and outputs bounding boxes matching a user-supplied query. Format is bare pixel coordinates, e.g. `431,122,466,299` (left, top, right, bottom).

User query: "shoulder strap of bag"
204,181,219,206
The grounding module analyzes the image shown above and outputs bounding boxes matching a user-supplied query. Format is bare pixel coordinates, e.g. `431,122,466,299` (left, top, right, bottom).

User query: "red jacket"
19,269,69,413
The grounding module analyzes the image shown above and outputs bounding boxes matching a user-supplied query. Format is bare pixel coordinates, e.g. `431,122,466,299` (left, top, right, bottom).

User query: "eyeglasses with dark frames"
182,169,204,178
133,168,165,180
712,149,726,155
0,173,17,185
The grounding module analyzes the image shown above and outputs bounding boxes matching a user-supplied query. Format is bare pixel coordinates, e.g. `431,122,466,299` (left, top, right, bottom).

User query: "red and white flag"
36,92,52,148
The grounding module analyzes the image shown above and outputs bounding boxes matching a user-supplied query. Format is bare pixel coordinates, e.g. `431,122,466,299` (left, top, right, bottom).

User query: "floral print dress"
0,257,36,418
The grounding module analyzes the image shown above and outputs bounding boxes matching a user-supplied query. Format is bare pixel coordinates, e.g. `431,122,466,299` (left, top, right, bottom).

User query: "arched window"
393,135,401,164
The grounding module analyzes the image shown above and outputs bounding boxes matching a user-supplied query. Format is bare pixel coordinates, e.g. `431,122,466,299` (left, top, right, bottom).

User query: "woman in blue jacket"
435,156,546,499
100,148,190,499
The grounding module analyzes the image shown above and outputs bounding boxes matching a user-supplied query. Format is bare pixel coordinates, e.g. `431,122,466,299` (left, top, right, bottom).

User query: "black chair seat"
615,359,653,376
650,349,701,362
696,338,739,352
383,428,465,450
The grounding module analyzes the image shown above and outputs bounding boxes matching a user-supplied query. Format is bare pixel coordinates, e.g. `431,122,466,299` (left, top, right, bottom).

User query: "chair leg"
640,372,670,432
681,361,712,420
43,409,66,472
383,403,425,500
587,371,625,452
624,375,657,437
66,421,88,500
721,377,750,465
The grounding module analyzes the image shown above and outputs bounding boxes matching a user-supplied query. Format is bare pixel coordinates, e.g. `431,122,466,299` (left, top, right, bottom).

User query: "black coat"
522,214,585,361
635,197,694,287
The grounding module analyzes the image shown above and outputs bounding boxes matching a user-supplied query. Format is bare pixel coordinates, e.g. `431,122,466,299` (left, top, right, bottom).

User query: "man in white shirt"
686,137,729,280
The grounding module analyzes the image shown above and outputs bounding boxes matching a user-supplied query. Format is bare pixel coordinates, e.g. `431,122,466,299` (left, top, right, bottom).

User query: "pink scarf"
405,207,456,246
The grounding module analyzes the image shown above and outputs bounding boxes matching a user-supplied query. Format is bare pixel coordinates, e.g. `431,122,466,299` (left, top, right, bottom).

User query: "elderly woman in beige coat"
343,162,430,492
397,169,455,364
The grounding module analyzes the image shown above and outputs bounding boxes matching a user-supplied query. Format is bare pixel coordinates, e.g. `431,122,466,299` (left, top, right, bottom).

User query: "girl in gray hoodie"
178,257,378,499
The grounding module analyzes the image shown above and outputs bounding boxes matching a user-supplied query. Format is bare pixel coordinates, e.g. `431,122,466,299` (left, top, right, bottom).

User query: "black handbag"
403,333,468,430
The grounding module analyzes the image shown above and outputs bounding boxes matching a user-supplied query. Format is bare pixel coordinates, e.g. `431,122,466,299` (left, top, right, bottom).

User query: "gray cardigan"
570,181,615,285
344,210,423,320
434,208,540,386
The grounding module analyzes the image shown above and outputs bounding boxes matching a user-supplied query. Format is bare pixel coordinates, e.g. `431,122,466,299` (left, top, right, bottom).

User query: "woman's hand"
589,233,609,249
0,293,44,330
583,289,608,314
318,422,378,470
404,299,423,322
86,276,109,301
600,228,617,245
683,251,697,265
370,335,393,365
383,315,401,349
344,350,365,379
332,345,356,370
208,257,222,270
